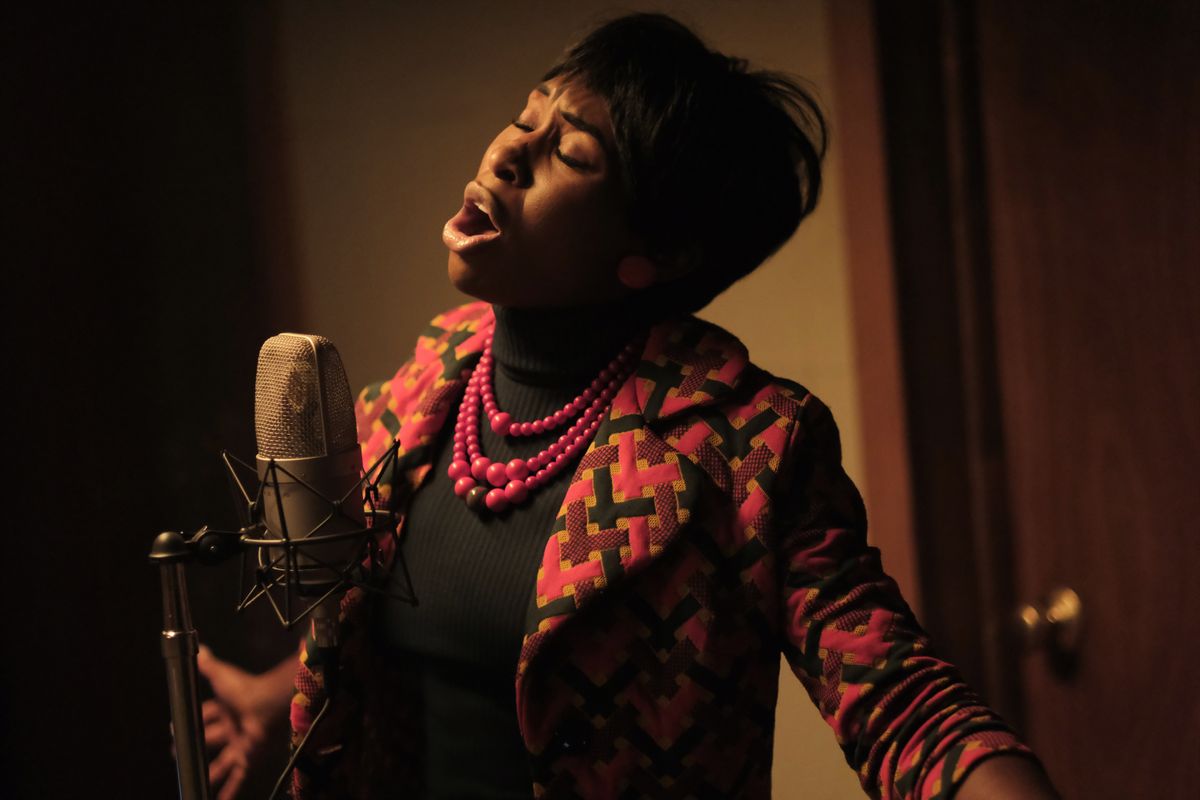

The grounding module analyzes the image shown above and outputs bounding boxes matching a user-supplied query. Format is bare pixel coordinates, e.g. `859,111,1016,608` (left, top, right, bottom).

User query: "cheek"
531,203,619,290
526,187,623,252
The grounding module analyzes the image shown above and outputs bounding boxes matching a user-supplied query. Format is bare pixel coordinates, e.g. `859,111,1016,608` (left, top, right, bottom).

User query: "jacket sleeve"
777,397,1036,799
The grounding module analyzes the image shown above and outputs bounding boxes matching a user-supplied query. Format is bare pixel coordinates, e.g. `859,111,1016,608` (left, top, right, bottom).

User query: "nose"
487,135,531,188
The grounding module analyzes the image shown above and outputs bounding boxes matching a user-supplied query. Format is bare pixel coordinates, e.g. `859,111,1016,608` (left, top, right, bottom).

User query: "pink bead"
506,459,529,480
485,488,509,512
446,335,637,508
471,457,491,481
486,461,508,487
504,480,528,504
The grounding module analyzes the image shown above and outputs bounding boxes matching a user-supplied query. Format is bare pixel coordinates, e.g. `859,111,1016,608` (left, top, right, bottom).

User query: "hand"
196,644,298,800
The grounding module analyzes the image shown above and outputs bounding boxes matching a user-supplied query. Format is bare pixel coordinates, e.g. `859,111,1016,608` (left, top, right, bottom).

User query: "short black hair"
544,12,827,313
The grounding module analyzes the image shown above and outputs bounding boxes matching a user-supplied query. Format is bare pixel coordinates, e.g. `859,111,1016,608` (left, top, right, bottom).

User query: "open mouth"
443,188,503,253
459,201,498,236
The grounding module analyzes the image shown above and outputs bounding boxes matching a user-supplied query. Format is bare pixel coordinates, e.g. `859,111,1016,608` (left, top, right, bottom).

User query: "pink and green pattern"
290,302,1035,799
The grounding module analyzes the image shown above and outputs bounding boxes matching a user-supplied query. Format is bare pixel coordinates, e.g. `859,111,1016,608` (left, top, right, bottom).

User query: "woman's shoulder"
649,312,835,437
361,300,491,394
426,299,493,332
354,301,492,452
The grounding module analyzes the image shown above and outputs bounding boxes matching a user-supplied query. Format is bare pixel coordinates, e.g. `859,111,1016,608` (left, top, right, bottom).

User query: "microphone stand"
150,530,215,800
150,440,412,800
151,524,249,800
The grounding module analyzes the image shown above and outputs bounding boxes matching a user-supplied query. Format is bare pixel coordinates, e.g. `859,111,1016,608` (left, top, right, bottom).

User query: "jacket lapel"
360,304,753,717
516,316,750,691
355,304,493,569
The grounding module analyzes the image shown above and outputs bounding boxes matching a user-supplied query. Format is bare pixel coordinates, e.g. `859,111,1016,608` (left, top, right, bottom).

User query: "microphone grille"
255,333,357,459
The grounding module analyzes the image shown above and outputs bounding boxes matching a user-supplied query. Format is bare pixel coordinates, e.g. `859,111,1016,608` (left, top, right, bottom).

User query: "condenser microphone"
254,333,364,648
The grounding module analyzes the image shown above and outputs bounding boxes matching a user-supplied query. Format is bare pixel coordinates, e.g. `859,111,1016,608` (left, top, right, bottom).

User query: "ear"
616,255,659,290
617,247,699,290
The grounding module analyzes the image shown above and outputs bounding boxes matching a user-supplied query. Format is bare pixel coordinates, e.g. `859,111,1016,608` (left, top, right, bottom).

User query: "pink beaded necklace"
446,334,640,513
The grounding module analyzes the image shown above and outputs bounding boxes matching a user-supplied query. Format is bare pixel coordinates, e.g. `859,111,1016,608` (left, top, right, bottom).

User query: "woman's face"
443,77,639,308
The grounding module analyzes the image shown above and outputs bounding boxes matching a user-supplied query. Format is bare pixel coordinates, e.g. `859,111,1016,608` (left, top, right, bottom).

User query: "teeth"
470,200,496,230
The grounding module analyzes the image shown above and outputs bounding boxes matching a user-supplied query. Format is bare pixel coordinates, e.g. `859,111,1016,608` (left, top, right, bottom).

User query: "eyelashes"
508,118,588,169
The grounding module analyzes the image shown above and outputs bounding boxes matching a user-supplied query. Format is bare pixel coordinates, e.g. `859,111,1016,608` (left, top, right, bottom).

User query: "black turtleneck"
375,302,649,799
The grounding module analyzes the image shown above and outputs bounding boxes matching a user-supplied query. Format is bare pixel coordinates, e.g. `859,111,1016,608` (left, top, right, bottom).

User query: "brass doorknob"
1016,587,1083,654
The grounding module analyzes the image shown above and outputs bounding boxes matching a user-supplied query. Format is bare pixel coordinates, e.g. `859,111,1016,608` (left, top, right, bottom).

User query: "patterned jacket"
289,302,1031,799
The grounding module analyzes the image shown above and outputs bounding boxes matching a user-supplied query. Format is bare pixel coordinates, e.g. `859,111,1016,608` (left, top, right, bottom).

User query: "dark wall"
6,4,296,795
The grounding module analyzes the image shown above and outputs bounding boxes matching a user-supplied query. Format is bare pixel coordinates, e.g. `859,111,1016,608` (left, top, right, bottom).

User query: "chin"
445,250,606,309
447,251,505,304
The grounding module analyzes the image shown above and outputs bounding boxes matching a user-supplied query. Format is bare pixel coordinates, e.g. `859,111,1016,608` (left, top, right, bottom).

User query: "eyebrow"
535,83,611,152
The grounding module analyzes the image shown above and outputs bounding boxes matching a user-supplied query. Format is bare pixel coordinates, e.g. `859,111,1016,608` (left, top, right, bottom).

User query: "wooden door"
978,2,1200,794
872,1,1200,795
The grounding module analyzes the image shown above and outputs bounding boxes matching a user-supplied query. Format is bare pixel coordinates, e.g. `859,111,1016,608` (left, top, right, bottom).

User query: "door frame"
833,0,1023,727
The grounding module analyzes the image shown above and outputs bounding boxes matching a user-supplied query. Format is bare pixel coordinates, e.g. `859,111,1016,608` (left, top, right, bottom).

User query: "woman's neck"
490,300,649,386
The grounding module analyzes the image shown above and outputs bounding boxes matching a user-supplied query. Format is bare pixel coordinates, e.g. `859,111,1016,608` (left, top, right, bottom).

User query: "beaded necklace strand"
447,334,639,513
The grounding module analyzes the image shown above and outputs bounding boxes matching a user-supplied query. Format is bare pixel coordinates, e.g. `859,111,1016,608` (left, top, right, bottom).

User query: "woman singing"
202,13,1057,800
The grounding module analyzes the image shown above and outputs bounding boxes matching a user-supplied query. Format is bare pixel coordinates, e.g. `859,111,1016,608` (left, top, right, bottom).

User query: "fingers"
202,700,235,753
196,646,233,694
216,762,248,800
202,699,225,725
204,715,235,751
196,645,253,709
208,736,248,788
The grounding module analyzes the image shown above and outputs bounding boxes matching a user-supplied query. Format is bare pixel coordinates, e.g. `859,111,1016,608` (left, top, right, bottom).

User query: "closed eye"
555,150,587,169
509,117,590,170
